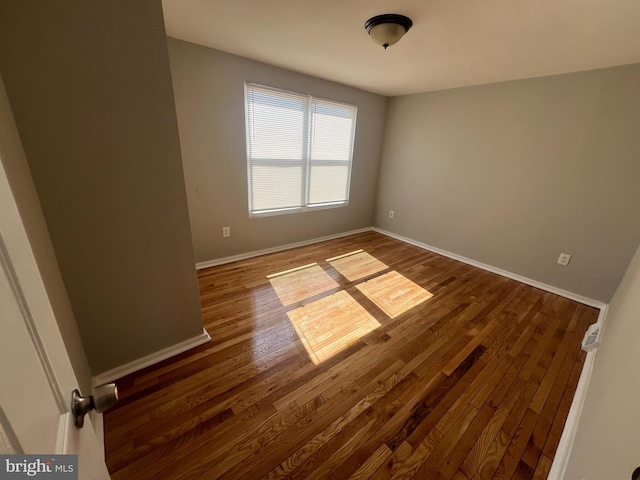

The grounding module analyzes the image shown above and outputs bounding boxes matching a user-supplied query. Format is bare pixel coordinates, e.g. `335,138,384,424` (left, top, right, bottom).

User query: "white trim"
198,226,607,309
547,305,608,480
372,227,610,479
196,225,607,480
92,328,211,385
249,201,349,218
89,411,105,461
195,227,372,270
372,228,607,310
0,406,20,454
0,196,67,414
244,83,357,218
55,414,69,454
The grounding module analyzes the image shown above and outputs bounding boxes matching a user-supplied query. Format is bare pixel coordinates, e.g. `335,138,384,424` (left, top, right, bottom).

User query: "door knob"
71,383,119,428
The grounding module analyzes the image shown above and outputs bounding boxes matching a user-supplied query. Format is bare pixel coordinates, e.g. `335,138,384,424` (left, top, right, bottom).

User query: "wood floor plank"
492,408,539,479
436,403,495,478
417,404,482,478
264,371,401,479
459,377,527,478
370,441,414,480
287,373,421,478
348,443,392,480
104,231,597,479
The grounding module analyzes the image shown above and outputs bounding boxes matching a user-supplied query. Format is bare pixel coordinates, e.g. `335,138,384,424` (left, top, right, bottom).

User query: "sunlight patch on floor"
287,291,381,365
356,270,433,318
268,263,339,306
326,249,388,281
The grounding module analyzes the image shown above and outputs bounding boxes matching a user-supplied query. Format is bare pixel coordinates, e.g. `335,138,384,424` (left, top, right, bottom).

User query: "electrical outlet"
222,226,230,237
557,253,571,266
582,323,601,352
388,210,394,219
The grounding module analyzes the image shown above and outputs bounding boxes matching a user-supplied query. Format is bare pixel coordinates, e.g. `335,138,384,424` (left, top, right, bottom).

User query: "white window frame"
244,83,357,217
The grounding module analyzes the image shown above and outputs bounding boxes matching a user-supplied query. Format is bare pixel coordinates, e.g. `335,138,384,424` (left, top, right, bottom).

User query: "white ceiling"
162,0,640,97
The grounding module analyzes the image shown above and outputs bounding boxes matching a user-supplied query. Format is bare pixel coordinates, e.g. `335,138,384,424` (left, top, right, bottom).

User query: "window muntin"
245,83,357,216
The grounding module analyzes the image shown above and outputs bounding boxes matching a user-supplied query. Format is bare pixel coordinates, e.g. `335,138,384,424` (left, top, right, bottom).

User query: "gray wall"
167,38,387,263
0,1,203,375
375,65,640,302
0,75,92,393
565,243,640,479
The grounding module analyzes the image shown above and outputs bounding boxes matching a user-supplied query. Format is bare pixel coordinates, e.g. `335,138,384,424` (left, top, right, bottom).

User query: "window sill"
249,201,348,218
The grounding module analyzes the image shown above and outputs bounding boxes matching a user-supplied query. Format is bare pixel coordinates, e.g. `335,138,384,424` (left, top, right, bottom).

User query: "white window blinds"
245,83,357,216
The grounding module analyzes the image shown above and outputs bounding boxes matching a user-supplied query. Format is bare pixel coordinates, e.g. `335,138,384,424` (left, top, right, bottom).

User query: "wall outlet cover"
557,253,571,266
581,323,601,352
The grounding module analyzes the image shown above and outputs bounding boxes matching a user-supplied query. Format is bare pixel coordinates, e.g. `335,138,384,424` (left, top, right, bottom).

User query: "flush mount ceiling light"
364,14,413,49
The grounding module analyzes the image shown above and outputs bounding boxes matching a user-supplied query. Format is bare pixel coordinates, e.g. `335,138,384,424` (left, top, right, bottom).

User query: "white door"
0,77,111,478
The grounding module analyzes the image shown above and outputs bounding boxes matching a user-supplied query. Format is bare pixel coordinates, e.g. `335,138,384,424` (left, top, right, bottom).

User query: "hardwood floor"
104,231,597,479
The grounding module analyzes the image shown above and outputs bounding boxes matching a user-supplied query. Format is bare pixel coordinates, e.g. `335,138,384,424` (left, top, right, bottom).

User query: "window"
245,83,357,216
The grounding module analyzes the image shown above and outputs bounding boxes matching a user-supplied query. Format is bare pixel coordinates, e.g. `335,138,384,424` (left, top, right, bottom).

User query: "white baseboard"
197,225,606,309
547,305,608,479
92,328,211,385
92,227,604,478
195,227,373,270
372,227,609,479
372,228,607,310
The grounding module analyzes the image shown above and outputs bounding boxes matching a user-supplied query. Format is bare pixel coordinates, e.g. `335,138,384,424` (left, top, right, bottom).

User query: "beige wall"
375,65,640,302
0,1,203,375
0,75,92,393
167,39,387,263
564,242,640,479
